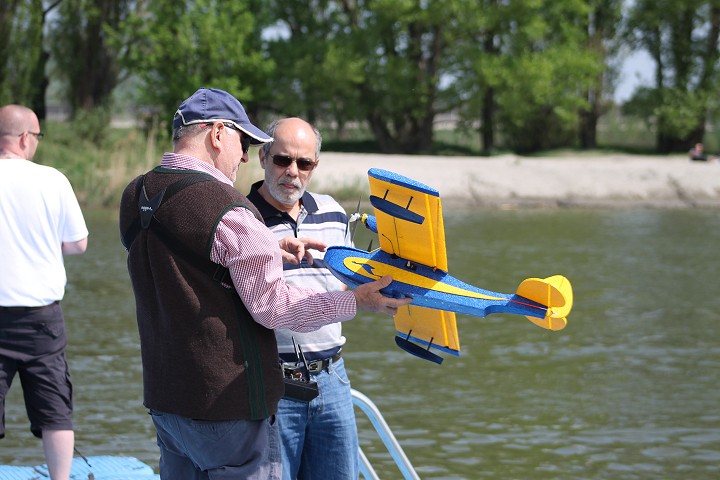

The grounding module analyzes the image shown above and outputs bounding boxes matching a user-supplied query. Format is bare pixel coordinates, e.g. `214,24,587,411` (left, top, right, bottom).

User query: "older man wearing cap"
118,88,410,480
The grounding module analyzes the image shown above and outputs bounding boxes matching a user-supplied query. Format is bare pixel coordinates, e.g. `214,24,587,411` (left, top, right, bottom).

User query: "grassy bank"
35,120,166,207
34,120,269,208
33,113,666,209
34,120,373,208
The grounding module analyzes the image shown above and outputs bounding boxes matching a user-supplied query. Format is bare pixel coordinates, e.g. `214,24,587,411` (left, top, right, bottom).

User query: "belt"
0,301,59,312
306,352,342,374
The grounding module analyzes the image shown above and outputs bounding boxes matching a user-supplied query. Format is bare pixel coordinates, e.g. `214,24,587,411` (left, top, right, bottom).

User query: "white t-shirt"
0,158,88,306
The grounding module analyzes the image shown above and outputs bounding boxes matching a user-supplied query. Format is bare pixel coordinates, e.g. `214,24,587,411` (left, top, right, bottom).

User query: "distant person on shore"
247,118,359,479
119,88,410,479
688,143,707,161
688,142,718,162
0,104,89,480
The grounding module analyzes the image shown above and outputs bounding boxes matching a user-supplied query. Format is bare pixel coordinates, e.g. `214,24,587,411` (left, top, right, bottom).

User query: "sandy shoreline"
312,152,720,208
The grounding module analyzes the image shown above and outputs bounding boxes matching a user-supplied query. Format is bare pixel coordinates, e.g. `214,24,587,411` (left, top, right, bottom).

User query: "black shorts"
0,302,73,438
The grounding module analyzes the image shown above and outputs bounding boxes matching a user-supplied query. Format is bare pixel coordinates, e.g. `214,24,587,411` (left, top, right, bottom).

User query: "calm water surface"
2,208,719,479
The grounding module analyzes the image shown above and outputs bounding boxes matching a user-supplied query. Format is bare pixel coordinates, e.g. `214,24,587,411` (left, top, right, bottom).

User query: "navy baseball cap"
173,88,272,145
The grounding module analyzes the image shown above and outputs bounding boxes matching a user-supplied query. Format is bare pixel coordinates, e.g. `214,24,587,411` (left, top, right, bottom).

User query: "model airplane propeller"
325,168,573,364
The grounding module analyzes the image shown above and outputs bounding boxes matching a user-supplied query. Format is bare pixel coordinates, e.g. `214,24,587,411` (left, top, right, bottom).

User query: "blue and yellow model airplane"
324,168,573,364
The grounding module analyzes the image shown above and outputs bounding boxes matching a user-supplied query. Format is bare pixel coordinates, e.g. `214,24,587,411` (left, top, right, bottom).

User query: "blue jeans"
277,358,359,480
150,410,280,479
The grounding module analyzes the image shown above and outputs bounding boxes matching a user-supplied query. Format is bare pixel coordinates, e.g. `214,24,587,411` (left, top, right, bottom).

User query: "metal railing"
351,389,421,480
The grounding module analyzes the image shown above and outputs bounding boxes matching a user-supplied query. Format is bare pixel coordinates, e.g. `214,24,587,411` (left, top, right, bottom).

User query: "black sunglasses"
222,123,250,154
271,154,317,172
200,122,250,153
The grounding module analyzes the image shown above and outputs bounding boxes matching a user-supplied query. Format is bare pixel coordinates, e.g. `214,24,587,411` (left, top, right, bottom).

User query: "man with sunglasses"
119,89,410,479
0,104,88,480
247,117,359,480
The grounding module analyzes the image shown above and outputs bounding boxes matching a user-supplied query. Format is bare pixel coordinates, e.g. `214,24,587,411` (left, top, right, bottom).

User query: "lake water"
2,208,719,479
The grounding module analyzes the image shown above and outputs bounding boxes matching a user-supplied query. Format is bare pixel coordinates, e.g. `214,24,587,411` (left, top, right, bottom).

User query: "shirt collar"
161,152,234,186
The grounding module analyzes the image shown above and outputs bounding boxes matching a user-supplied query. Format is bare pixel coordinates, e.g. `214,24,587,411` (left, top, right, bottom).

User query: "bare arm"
62,237,88,255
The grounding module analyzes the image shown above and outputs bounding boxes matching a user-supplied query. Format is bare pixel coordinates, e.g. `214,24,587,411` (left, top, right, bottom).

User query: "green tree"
0,0,58,118
442,0,505,152
330,0,456,153
449,0,603,153
262,0,365,137
579,0,623,149
626,0,720,152
266,0,452,153
116,0,273,131
0,1,18,87
48,0,132,122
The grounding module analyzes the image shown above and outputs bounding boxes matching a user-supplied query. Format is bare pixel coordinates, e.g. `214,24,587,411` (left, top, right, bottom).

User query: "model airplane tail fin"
525,314,568,331
516,275,573,331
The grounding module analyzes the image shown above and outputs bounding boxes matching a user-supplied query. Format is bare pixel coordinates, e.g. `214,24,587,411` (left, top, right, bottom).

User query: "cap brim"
237,123,273,145
173,110,272,145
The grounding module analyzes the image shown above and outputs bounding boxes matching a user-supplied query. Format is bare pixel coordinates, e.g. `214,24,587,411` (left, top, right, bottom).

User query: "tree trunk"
30,49,49,121
0,1,22,95
480,87,495,152
579,89,598,149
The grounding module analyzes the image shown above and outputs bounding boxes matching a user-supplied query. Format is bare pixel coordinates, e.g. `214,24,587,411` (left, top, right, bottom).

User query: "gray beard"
267,180,304,206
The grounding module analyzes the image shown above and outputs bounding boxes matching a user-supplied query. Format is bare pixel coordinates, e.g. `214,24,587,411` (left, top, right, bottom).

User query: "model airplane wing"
325,168,573,365
367,169,461,362
394,306,460,361
367,168,448,271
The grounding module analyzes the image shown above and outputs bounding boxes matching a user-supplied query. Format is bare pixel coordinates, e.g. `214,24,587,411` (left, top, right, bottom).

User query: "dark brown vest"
119,168,283,420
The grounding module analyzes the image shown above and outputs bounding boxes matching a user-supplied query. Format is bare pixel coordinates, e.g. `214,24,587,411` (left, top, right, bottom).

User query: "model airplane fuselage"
325,168,573,364
325,248,558,319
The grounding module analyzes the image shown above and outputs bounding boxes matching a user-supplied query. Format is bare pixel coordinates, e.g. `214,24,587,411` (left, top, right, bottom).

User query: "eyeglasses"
200,122,250,153
271,154,317,172
240,134,251,154
221,123,250,154
20,131,44,140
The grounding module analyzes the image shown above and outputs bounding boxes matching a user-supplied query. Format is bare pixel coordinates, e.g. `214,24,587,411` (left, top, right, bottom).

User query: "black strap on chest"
121,173,233,288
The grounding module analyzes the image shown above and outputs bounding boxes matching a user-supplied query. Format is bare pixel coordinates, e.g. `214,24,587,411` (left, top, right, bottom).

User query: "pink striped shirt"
160,153,357,332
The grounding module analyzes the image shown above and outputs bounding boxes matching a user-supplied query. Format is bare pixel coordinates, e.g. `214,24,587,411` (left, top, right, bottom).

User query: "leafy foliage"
3,0,720,154
114,0,273,132
625,0,720,151
48,1,125,112
0,0,45,108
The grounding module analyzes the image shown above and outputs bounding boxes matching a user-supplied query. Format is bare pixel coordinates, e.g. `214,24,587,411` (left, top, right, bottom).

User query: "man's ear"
258,149,267,169
18,131,30,150
209,122,224,150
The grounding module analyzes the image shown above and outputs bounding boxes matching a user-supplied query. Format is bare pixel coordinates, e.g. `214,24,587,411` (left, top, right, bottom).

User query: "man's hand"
353,275,412,316
278,237,328,265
